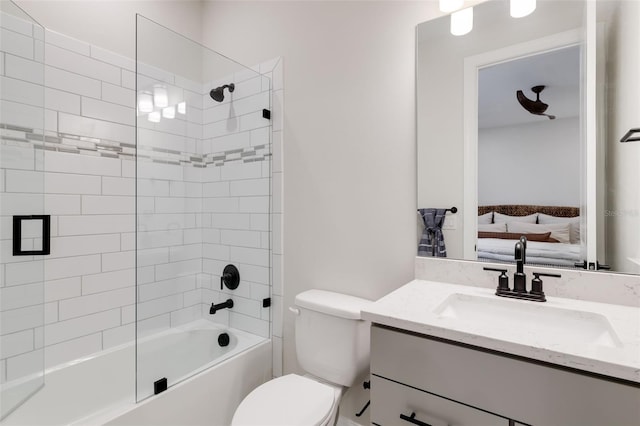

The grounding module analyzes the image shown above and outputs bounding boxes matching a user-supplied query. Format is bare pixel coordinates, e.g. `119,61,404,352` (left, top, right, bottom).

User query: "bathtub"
2,320,271,425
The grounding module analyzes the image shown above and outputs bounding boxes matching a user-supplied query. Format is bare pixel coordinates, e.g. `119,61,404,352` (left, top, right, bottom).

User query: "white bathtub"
2,320,271,426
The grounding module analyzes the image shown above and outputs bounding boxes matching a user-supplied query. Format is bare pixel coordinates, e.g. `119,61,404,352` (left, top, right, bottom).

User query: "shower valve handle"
220,275,227,290
220,264,240,290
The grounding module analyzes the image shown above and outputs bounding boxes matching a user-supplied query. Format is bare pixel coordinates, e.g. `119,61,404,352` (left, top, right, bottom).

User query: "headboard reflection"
478,205,580,218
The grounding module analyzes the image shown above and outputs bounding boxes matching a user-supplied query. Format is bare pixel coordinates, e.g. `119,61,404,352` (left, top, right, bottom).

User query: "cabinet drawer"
371,375,508,426
371,325,640,425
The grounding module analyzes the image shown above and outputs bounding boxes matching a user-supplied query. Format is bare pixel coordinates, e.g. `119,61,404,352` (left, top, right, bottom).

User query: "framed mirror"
416,0,640,275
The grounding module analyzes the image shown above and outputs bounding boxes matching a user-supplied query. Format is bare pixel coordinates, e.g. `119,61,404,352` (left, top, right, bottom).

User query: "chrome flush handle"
288,307,300,316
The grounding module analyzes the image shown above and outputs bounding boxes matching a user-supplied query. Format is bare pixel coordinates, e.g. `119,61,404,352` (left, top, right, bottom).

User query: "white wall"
200,1,429,423
14,0,203,60
478,117,580,206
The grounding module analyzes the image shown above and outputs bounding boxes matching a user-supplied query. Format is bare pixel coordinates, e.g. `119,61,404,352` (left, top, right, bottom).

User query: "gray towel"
418,208,447,257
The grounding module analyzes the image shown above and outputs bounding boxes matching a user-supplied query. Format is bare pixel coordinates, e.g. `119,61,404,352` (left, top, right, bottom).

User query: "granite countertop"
362,280,640,383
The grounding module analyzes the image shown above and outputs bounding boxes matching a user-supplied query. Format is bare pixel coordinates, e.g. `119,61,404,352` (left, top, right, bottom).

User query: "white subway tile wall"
198,61,276,343
1,13,283,384
1,11,47,387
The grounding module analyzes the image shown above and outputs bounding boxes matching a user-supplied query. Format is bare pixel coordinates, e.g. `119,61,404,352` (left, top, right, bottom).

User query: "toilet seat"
231,374,337,426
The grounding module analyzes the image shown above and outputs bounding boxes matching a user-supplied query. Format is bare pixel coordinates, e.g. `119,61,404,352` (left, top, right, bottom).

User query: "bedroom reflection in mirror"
416,0,640,274
475,46,582,269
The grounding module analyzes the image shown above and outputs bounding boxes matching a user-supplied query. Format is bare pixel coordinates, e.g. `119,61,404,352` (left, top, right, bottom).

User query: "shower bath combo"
0,4,276,425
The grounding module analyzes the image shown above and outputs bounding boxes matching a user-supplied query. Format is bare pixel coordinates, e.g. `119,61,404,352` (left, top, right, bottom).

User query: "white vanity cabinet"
370,324,640,426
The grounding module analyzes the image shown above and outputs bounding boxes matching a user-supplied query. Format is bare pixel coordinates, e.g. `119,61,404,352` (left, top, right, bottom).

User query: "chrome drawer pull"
400,412,432,426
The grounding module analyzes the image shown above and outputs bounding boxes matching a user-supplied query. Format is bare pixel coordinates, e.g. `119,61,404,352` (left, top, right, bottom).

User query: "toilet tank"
293,290,373,387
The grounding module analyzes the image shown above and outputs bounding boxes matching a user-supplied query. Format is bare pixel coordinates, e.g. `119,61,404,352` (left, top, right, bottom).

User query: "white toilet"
231,289,373,426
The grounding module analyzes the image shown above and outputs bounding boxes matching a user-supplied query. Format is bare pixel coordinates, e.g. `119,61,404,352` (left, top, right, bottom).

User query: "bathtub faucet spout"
210,298,234,315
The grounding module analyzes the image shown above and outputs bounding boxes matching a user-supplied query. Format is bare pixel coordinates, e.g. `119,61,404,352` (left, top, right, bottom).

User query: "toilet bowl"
232,374,342,426
231,290,372,426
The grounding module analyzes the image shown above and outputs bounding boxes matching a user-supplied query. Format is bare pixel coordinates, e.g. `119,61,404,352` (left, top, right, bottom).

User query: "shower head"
210,83,235,102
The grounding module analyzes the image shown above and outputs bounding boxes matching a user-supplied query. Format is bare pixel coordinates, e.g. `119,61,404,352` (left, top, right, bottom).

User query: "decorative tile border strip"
1,123,270,167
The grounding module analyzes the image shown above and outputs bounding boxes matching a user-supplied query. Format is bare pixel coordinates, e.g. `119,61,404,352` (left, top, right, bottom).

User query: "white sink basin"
433,293,622,348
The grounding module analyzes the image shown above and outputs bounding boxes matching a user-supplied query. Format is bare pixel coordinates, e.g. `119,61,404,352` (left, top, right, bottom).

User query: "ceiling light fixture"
451,7,473,36
510,0,536,18
439,0,464,13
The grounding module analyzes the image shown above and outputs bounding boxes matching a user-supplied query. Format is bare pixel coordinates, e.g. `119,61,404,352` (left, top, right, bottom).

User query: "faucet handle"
530,272,561,299
483,267,510,292
483,267,507,273
533,272,562,278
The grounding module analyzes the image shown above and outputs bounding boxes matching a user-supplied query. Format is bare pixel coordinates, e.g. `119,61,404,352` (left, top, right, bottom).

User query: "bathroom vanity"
362,281,640,426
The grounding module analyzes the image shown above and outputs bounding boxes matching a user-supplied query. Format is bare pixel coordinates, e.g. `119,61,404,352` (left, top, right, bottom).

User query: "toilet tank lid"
295,290,373,320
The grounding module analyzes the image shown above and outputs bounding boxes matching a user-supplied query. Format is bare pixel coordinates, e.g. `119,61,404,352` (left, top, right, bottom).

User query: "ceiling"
478,45,581,129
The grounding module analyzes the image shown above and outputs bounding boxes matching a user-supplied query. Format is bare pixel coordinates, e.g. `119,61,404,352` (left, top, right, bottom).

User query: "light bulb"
451,7,473,36
138,93,153,113
439,0,463,13
177,101,186,115
162,106,175,119
153,85,168,108
510,0,536,18
148,111,161,123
